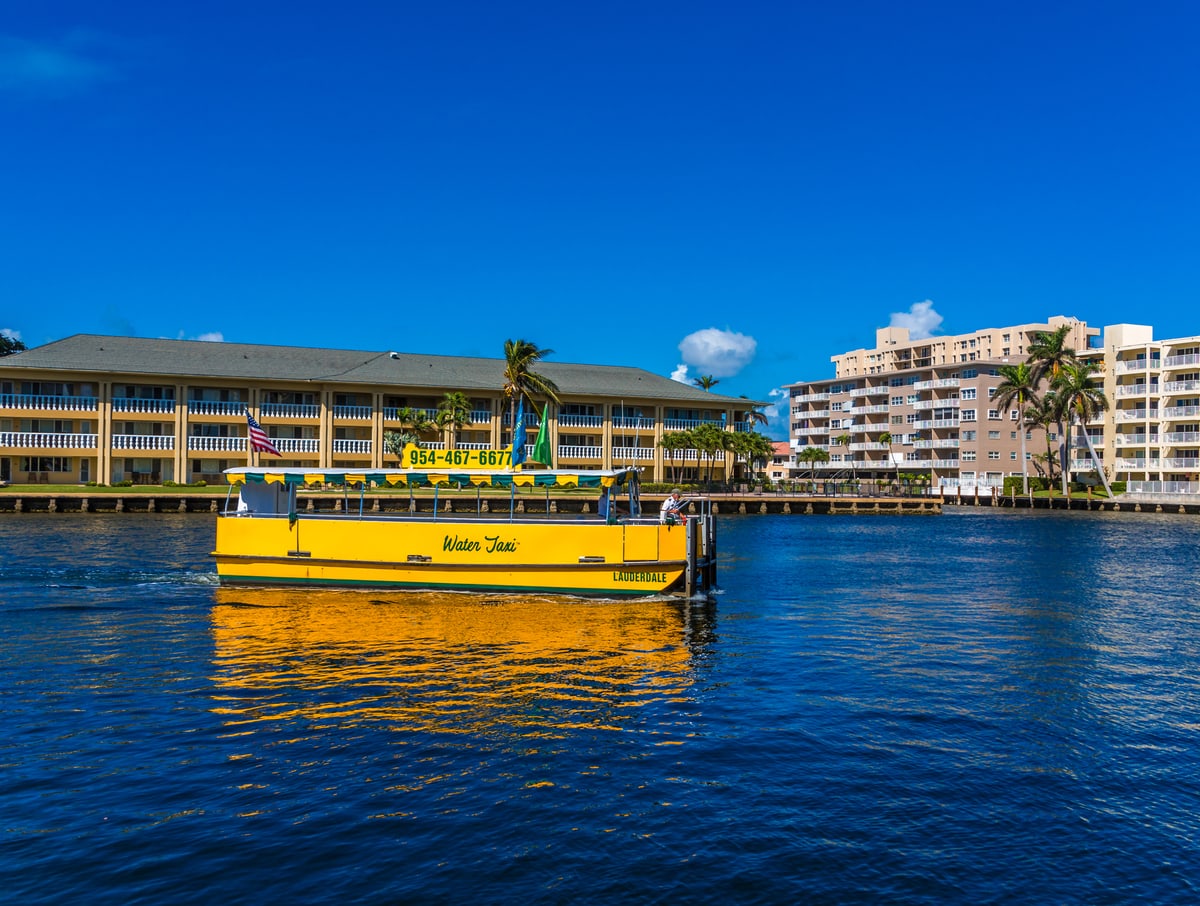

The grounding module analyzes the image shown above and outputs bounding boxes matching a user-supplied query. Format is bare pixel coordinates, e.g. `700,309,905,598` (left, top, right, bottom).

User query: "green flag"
531,404,553,467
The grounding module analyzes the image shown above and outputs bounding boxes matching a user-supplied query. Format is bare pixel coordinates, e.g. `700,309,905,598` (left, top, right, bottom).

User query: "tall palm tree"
690,422,727,485
1022,395,1059,489
833,432,854,483
436,391,473,449
1028,324,1078,495
502,339,561,434
694,375,719,392
738,396,768,428
994,362,1039,494
1052,360,1112,497
658,430,690,484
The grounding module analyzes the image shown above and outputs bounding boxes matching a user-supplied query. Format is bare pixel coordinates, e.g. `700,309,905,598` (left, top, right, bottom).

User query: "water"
2,510,1199,904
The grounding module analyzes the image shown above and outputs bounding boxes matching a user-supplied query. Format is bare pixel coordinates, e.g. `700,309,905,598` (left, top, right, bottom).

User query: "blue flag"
511,398,527,467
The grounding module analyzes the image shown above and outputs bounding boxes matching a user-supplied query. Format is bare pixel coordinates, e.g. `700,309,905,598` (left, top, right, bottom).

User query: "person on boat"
660,489,687,524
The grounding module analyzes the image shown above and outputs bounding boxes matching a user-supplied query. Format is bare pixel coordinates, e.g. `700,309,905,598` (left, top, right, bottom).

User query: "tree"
738,396,768,428
502,339,561,435
1023,395,1060,488
1028,324,1079,495
740,431,774,480
436,391,473,449
658,430,691,484
833,432,854,483
690,422,727,485
0,333,26,356
386,406,435,456
994,362,1039,494
1051,360,1112,497
796,446,829,486
694,375,719,392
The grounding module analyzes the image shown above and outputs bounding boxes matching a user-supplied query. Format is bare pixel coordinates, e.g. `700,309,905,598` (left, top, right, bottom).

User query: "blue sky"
2,2,1197,438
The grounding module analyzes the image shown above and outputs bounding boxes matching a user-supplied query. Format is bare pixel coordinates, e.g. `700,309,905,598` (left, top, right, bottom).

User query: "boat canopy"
223,467,641,490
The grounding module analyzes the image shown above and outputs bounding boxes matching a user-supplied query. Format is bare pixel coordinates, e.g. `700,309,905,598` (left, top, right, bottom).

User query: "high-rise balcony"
1115,358,1158,373
1162,380,1200,394
1164,353,1200,369
1115,384,1154,397
1162,457,1200,470
912,378,960,390
1164,405,1200,419
1164,431,1200,444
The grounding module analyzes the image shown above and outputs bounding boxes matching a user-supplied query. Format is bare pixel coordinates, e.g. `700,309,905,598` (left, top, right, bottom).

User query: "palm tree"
436,391,473,449
1022,395,1059,489
690,422,727,485
796,446,830,487
694,375,719,392
658,430,691,484
385,407,436,458
1028,324,1079,495
994,362,1039,494
741,431,774,481
738,396,768,429
0,334,26,356
1052,360,1112,497
833,432,854,484
502,339,561,435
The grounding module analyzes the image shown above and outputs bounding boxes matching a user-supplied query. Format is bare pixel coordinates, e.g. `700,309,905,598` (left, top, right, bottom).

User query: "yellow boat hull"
213,514,693,596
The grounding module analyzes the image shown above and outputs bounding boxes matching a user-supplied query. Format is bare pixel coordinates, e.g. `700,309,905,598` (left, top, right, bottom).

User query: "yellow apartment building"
0,334,763,487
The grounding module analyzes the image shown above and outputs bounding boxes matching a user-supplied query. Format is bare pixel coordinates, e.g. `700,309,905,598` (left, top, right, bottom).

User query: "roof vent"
389,352,399,359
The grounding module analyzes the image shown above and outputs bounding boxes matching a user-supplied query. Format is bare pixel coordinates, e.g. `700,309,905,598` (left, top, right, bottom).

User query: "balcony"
663,418,723,431
112,398,176,415
1164,406,1200,419
1116,458,1149,470
912,398,960,411
558,414,604,429
273,438,320,454
1115,434,1148,446
112,434,175,451
332,405,372,420
848,386,888,398
932,418,961,429
912,378,960,390
332,439,372,455
469,409,493,424
850,442,890,451
1164,431,1200,444
1116,408,1151,421
914,439,961,449
1115,358,1157,373
0,393,98,412
611,446,656,461
1164,353,1200,369
261,402,320,419
558,445,602,459
1162,380,1200,394
1162,458,1200,470
1115,384,1154,397
611,416,655,431
848,404,889,415
188,436,247,452
188,400,247,417
0,431,97,448
792,392,830,403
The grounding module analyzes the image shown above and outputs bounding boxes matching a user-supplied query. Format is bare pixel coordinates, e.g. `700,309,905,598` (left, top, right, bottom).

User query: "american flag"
246,411,282,456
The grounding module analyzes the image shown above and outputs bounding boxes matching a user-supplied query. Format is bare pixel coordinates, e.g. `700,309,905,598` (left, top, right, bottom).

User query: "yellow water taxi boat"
212,465,715,596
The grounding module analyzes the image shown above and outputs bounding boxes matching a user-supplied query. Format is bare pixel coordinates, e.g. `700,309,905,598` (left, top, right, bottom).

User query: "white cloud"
677,328,757,378
194,331,224,342
1,327,21,341
889,300,943,340
670,363,690,384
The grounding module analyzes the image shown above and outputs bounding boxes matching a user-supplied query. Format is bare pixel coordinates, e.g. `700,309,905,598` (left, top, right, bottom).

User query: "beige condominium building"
0,334,764,487
1094,324,1200,497
785,316,1101,491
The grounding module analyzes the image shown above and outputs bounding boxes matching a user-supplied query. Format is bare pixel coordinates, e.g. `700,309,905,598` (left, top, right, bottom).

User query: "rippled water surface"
2,510,1199,903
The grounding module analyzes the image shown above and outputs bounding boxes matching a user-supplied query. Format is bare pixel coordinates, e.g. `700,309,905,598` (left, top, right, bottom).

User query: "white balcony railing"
1115,434,1148,446
260,402,320,419
1115,458,1149,470
613,416,656,431
611,446,656,461
912,378,960,390
1164,432,1200,444
1164,353,1200,369
558,414,604,429
332,439,372,455
1162,458,1200,470
188,436,247,452
1128,480,1200,495
112,434,174,451
1162,380,1200,394
0,431,97,448
1116,408,1153,421
273,438,320,454
0,394,98,411
112,398,176,414
1164,406,1200,419
332,405,372,420
1115,384,1153,397
663,418,724,431
188,400,247,417
559,445,603,459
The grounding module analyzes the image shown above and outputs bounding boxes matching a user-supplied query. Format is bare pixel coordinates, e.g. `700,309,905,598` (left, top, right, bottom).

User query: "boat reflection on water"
210,587,715,738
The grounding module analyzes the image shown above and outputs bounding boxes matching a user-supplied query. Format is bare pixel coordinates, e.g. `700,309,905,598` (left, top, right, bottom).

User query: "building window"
962,369,978,379
962,450,977,461
988,431,1001,439
988,409,1001,420
1010,451,1017,460
988,451,1000,460
961,388,977,400
962,430,976,441
962,409,976,421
